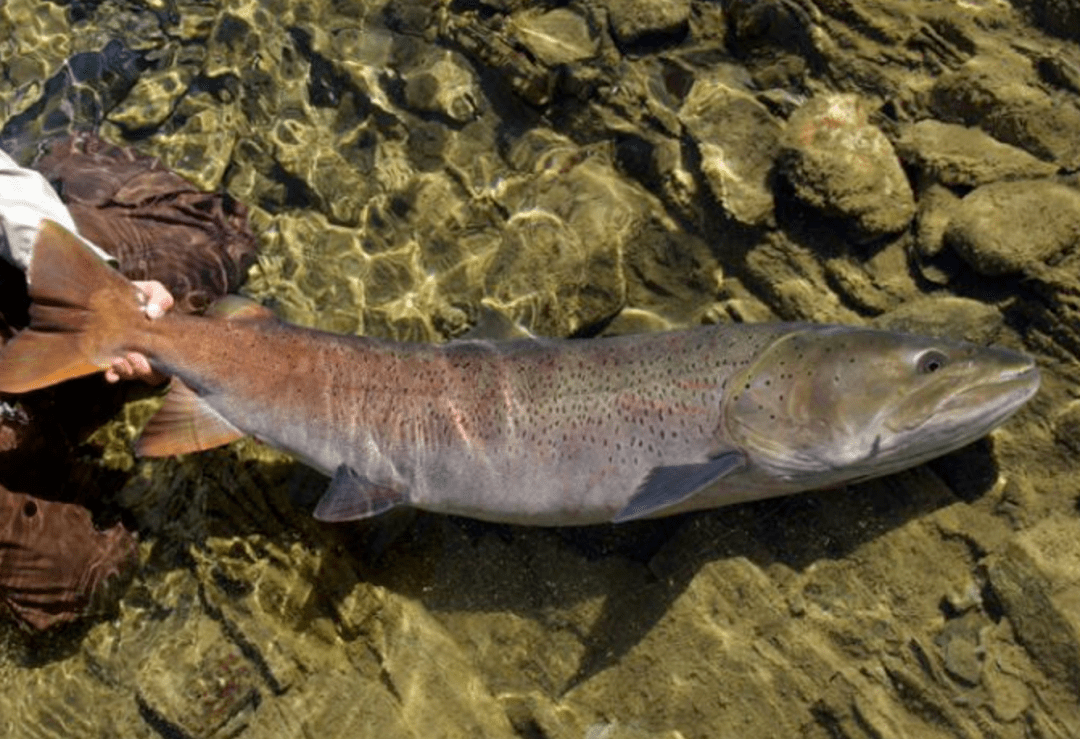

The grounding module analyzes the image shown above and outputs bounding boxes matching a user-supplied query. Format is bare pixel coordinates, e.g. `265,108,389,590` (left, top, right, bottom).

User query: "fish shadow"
309,438,1003,695
106,436,1001,691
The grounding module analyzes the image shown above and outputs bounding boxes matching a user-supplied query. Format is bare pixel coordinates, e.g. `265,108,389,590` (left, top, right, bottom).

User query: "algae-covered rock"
779,94,916,241
873,296,1005,345
986,518,1080,693
135,614,262,738
895,120,1059,188
944,180,1080,275
507,8,599,66
929,55,1080,168
679,76,781,227
912,182,962,261
605,0,691,48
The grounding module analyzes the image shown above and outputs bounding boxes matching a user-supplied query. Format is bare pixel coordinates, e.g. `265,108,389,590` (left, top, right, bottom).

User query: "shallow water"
3,0,1080,737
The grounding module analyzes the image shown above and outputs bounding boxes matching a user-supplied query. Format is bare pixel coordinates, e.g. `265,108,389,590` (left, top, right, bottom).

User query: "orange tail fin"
0,220,144,393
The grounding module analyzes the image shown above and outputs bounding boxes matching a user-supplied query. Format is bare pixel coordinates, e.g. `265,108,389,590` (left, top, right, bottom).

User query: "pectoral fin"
613,451,746,523
313,465,410,522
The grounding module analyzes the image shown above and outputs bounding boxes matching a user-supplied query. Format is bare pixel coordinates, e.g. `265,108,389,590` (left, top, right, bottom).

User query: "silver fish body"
0,223,1042,525
189,320,1037,525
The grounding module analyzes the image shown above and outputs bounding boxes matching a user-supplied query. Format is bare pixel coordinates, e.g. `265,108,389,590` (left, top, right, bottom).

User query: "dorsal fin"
458,305,534,341
205,295,277,322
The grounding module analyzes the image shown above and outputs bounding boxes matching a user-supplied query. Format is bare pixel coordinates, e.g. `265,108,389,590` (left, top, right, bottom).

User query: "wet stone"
913,182,962,260
336,580,520,739
135,614,261,739
895,120,1058,188
507,8,599,66
679,76,781,227
944,180,1080,276
194,540,312,694
604,0,691,48
106,67,196,131
929,56,1080,168
873,296,1004,345
1051,399,1080,454
986,517,1080,693
778,94,916,241
401,53,481,123
935,613,986,687
1013,0,1080,41
485,152,646,335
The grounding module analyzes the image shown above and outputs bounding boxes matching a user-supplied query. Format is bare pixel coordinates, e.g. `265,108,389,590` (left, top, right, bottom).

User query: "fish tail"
0,219,147,393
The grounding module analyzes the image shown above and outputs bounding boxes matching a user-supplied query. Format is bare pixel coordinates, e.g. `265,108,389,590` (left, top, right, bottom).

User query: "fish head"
722,327,1040,488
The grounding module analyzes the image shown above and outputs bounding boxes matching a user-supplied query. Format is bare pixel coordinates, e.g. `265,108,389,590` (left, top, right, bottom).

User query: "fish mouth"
927,361,1041,441
883,359,1039,449
949,362,1039,413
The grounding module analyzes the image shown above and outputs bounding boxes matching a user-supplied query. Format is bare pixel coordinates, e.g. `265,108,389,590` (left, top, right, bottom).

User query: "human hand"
104,280,174,384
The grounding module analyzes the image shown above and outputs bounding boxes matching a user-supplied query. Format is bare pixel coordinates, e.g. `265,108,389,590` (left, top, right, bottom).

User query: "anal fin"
613,451,746,523
313,465,409,522
136,378,245,456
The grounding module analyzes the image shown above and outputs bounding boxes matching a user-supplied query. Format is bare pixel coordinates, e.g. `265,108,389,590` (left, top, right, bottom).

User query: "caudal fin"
0,220,145,393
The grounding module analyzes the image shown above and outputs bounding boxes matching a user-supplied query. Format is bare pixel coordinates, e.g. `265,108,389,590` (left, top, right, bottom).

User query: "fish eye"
916,349,949,374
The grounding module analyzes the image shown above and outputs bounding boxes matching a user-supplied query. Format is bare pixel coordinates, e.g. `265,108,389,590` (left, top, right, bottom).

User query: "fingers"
106,282,174,384
105,352,167,385
132,280,175,319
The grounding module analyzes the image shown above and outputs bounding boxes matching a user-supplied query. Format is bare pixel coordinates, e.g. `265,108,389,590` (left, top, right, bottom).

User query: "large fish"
0,221,1040,525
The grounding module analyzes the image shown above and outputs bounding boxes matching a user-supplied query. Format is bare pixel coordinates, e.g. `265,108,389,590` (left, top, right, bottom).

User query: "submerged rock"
778,94,916,241
944,179,1080,276
929,56,1080,168
987,517,1080,693
507,8,599,66
400,53,482,124
679,76,781,227
896,120,1058,188
605,0,691,48
873,295,1005,345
